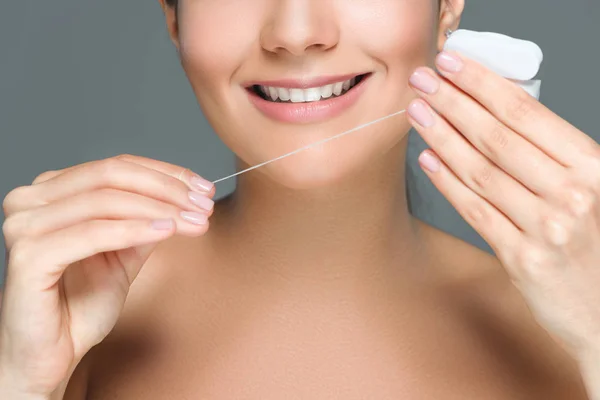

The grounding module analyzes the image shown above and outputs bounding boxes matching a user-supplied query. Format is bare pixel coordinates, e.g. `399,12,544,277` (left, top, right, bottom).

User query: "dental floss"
211,30,543,185
211,109,407,184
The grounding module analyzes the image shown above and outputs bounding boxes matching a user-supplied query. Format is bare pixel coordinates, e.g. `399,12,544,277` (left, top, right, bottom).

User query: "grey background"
1,1,598,283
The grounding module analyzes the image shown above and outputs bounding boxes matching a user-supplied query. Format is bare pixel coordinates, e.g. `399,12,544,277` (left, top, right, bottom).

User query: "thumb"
120,219,175,282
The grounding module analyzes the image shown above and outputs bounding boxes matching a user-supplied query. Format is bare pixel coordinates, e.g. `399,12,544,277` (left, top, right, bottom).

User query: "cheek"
343,0,438,69
176,3,262,88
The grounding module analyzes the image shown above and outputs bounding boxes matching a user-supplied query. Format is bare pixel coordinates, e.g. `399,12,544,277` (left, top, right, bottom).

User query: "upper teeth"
258,77,358,103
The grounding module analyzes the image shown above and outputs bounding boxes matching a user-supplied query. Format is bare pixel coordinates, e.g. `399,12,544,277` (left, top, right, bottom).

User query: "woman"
1,0,599,398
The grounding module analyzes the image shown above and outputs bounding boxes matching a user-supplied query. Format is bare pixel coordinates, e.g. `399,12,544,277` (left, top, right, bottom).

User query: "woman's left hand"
407,50,600,359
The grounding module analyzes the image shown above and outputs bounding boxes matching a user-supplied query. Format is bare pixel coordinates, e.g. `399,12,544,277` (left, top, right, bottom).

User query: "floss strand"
211,109,407,184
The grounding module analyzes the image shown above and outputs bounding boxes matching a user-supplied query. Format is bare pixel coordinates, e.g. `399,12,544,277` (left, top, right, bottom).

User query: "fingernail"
436,51,463,72
409,69,440,94
408,100,435,128
152,218,174,230
188,191,214,211
190,174,214,192
180,211,208,225
419,151,441,173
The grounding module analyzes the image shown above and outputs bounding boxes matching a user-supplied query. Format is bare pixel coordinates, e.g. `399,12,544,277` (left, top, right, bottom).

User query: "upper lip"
243,73,368,89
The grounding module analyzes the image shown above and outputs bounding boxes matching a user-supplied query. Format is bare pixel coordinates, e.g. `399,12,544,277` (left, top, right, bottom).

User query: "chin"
256,157,358,190
237,122,409,191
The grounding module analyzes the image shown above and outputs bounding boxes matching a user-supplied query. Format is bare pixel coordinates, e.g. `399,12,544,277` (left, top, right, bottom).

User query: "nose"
260,0,340,57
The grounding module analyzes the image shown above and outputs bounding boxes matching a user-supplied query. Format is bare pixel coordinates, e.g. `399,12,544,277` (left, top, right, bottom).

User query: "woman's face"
164,0,457,189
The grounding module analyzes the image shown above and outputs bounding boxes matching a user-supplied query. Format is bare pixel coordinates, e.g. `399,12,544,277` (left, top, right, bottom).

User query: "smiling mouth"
249,73,370,104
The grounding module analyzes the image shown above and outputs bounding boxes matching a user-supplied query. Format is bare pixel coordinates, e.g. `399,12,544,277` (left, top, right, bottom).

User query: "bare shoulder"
417,219,589,398
65,234,211,398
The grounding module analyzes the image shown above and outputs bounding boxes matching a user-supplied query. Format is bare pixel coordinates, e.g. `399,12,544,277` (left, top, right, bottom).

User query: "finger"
31,170,63,185
32,155,215,196
115,154,216,197
434,51,600,168
409,67,567,197
416,148,523,260
408,98,544,235
7,219,179,290
3,188,212,249
5,158,214,214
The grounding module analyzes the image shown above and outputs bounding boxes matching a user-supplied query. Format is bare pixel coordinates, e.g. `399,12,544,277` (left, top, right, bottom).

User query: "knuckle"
482,121,510,158
31,170,58,185
95,158,125,182
515,243,554,281
505,91,534,122
2,186,30,215
2,215,22,243
461,201,490,226
7,239,35,270
176,166,191,182
469,163,495,191
540,210,575,246
114,153,135,162
562,185,596,218
594,172,600,194
582,142,600,161
589,144,600,161
93,187,121,201
583,149,600,189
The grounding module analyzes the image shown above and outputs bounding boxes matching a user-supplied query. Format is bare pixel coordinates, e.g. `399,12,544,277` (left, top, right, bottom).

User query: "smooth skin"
0,0,597,399
0,155,216,398
408,52,600,396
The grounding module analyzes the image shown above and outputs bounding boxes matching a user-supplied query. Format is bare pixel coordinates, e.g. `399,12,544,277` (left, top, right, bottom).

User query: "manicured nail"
180,211,208,225
152,218,174,230
436,51,463,72
419,151,441,173
190,174,214,192
408,100,435,128
188,191,214,211
409,69,440,94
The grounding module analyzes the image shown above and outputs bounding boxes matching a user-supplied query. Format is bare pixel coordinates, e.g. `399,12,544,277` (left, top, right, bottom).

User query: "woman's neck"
209,136,428,281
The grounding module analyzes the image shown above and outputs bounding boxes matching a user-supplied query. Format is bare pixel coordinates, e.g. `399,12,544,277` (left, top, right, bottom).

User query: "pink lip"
246,74,371,124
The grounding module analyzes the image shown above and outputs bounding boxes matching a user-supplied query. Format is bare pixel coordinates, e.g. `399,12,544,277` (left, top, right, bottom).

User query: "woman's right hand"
0,154,215,397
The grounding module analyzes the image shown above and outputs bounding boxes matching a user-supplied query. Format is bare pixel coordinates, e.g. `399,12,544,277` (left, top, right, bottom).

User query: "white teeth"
321,84,334,99
333,82,343,96
268,87,279,101
278,88,290,101
258,76,361,103
304,88,322,102
290,89,304,103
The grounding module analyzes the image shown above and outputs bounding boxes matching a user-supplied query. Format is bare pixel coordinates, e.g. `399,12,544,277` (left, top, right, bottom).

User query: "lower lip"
246,75,370,124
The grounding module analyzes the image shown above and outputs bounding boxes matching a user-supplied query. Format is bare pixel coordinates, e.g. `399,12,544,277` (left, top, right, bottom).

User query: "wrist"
0,382,51,400
0,366,52,400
